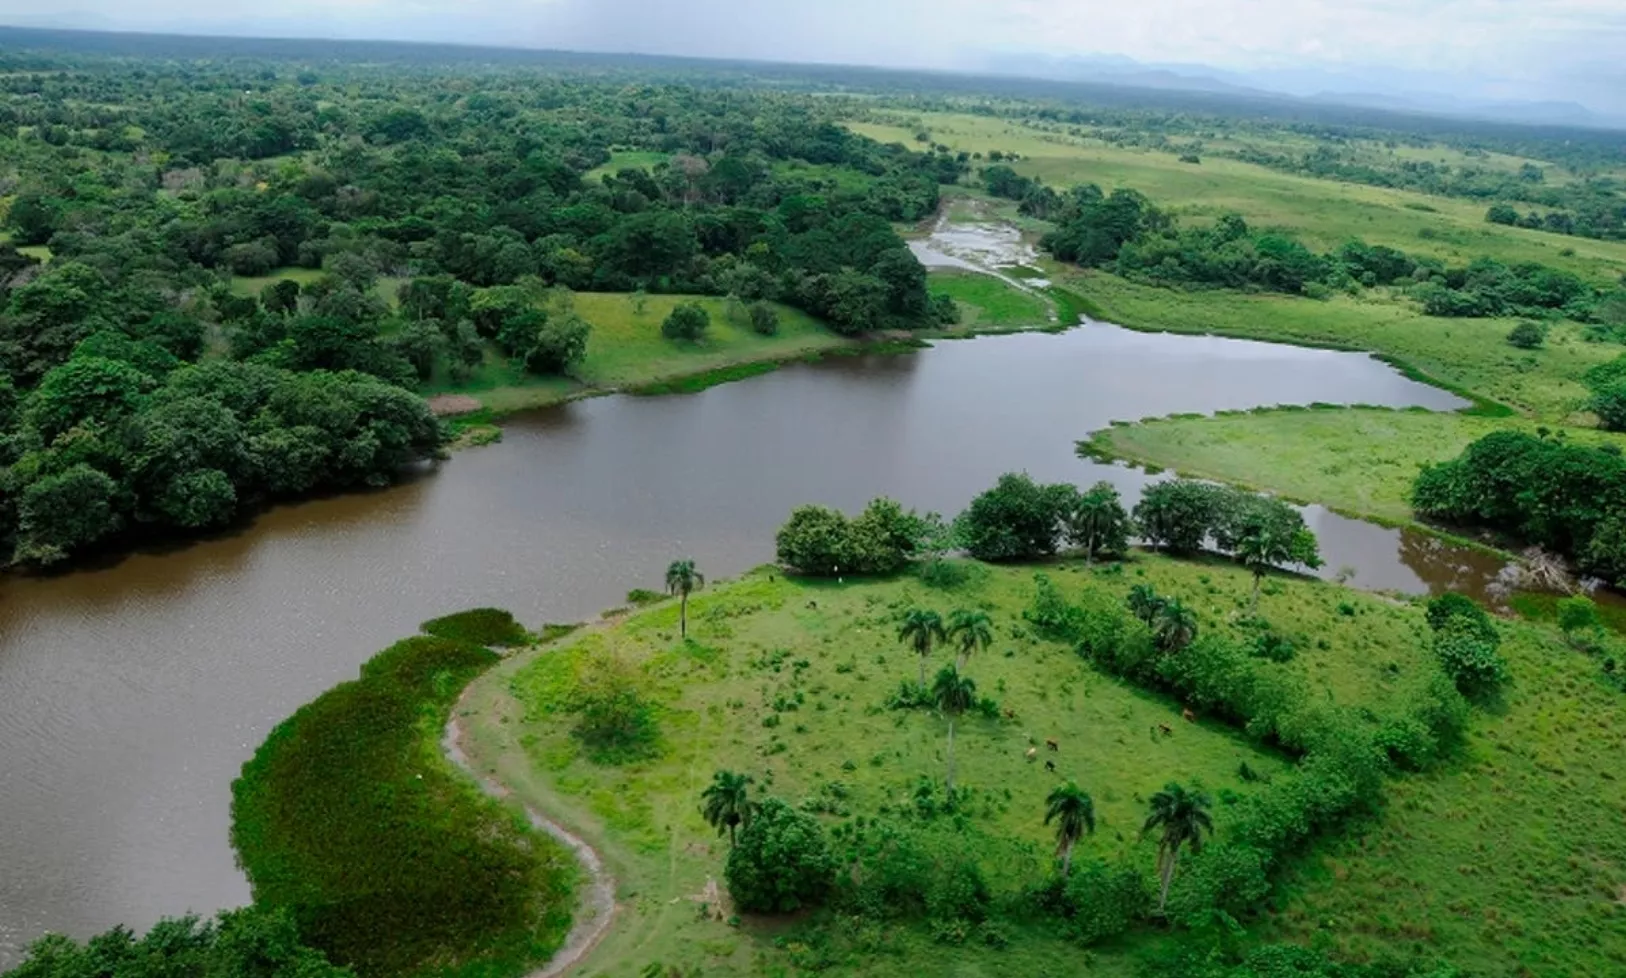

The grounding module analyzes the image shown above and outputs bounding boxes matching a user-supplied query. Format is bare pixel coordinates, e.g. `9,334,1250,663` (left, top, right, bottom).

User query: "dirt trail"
442,691,617,978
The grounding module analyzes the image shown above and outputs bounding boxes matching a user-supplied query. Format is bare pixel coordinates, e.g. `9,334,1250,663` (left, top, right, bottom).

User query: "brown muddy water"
0,324,1494,962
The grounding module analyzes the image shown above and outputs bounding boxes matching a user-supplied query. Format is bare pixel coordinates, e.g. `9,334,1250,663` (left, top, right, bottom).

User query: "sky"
4,0,1626,116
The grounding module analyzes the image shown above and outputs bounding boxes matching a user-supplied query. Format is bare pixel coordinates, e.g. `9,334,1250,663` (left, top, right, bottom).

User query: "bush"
231,635,575,977
1063,860,1149,946
661,302,710,341
725,797,836,913
565,648,660,761
747,301,779,336
776,497,926,575
420,607,531,647
1424,593,1500,649
1024,572,1085,642
524,313,591,374
1507,320,1546,349
1164,843,1271,927
1431,621,1509,700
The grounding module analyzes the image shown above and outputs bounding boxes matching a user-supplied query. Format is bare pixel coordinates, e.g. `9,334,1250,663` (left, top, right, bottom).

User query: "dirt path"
442,692,617,978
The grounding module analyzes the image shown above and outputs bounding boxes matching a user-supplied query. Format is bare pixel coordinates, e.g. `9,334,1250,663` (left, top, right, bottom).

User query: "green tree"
14,464,121,565
898,608,947,687
1045,781,1097,877
1557,595,1603,649
1233,527,1319,614
724,797,835,913
1065,481,1131,565
1507,321,1546,349
1592,379,1626,432
524,314,591,375
748,301,779,336
775,504,851,575
1134,480,1220,553
931,664,977,797
1126,583,1165,625
1432,622,1510,700
1152,598,1198,652
661,302,710,341
957,472,1075,561
700,770,755,846
665,559,704,640
1142,782,1213,914
946,608,994,668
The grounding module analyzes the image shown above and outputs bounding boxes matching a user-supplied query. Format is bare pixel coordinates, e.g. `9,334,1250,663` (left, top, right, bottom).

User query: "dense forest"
0,42,965,565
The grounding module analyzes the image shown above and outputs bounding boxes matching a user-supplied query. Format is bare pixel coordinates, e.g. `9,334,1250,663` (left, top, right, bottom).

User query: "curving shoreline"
442,688,618,978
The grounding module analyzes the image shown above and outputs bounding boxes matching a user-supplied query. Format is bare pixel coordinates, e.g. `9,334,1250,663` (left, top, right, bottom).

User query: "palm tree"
665,559,704,639
700,769,754,846
947,608,994,669
931,665,977,798
1141,782,1214,914
1066,482,1129,566
897,608,947,687
1044,781,1097,877
1236,528,1286,614
1152,598,1198,653
1126,584,1164,625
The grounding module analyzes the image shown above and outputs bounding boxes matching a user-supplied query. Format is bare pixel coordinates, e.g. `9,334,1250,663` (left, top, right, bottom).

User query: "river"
0,323,1488,962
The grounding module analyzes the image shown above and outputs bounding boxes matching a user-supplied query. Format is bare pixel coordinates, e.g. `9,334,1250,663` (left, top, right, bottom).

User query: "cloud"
4,0,1624,113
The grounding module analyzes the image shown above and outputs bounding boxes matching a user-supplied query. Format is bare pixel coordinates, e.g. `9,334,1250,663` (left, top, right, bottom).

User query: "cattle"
1025,747,1038,762
1044,760,1057,772
1158,722,1174,737
1045,738,1059,752
1002,707,1017,720
1182,708,1197,724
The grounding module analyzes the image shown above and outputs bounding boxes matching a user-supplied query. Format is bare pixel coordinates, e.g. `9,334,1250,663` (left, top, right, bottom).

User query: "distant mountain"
973,51,1625,131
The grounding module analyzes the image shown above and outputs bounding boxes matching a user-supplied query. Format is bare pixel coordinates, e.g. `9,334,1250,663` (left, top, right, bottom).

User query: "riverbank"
451,558,1626,977
230,611,578,978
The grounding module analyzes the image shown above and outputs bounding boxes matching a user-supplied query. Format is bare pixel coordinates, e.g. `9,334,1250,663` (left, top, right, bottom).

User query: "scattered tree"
1507,321,1546,349
1065,481,1132,565
661,302,710,342
700,769,755,846
1142,783,1213,914
1045,781,1097,877
1152,598,1198,653
724,797,835,913
898,608,947,687
931,664,978,797
665,559,704,639
947,608,994,668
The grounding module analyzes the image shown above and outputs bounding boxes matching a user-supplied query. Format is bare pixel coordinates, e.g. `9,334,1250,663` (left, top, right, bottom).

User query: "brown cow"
1045,738,1059,752
1182,708,1197,724
1002,707,1018,720
1158,723,1174,737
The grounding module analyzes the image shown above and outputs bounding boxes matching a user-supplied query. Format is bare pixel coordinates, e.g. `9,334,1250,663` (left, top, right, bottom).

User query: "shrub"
776,504,851,574
747,301,779,335
1432,621,1510,700
1557,595,1604,647
1424,593,1499,648
565,649,660,761
775,497,926,575
626,588,663,606
725,797,836,913
1063,860,1149,946
523,313,591,374
420,607,531,647
661,302,710,341
1507,320,1546,349
1024,572,1085,641
1165,843,1271,927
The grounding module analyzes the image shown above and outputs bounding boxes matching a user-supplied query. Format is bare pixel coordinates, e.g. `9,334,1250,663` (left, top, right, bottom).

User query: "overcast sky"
5,0,1626,114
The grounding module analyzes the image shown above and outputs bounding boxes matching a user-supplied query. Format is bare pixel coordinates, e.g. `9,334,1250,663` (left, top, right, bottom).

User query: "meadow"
926,269,1053,329
443,549,1625,977
848,113,1626,286
1081,407,1626,525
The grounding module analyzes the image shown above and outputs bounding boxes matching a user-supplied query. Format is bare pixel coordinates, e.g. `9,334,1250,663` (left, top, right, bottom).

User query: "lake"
0,324,1483,962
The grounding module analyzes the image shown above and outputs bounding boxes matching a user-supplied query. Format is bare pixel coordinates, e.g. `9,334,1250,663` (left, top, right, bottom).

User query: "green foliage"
1064,480,1132,562
1,907,353,978
776,497,928,575
420,608,531,647
565,647,660,762
1431,621,1509,700
1062,860,1150,946
661,302,711,342
957,472,1077,561
724,797,836,913
1506,320,1546,349
700,769,756,845
1556,595,1604,647
231,631,574,978
1424,593,1500,649
524,314,592,375
748,301,780,336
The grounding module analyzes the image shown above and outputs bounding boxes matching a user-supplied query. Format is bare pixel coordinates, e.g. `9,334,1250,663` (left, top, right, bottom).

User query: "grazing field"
1082,407,1626,525
229,267,408,307
584,150,670,182
928,270,1052,329
848,113,1626,285
1061,271,1616,421
446,552,1618,977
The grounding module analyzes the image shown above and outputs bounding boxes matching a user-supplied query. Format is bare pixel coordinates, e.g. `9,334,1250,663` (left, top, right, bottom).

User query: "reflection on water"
0,324,1497,963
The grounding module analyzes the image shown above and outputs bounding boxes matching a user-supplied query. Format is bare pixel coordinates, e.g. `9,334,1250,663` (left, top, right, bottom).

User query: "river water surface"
1,324,1488,962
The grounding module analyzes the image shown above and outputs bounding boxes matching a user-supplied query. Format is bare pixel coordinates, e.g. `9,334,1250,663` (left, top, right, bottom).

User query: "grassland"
848,113,1626,286
928,270,1052,329
425,293,856,414
584,150,670,183
446,552,1626,977
229,267,409,307
1082,407,1626,525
